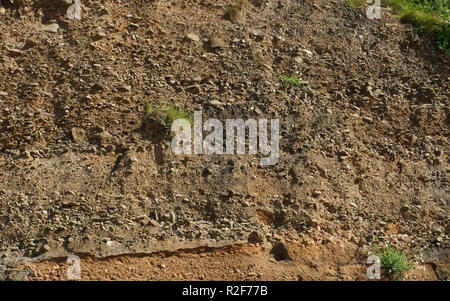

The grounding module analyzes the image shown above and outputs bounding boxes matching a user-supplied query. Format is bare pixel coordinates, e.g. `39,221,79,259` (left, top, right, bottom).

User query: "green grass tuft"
399,9,444,32
374,244,414,280
143,103,192,130
345,0,449,53
165,104,193,129
345,0,366,9
382,0,450,54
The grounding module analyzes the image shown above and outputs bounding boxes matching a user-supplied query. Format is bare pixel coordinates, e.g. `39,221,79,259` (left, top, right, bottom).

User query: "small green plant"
374,244,414,280
144,103,192,130
345,0,366,9
143,102,151,114
436,23,450,54
281,74,302,88
165,104,193,129
399,9,444,32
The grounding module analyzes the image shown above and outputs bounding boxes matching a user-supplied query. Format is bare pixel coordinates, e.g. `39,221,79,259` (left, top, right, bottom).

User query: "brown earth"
24,236,438,281
0,0,448,280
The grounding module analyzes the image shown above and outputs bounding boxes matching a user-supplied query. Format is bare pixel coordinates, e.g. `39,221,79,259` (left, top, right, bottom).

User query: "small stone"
134,215,148,223
149,220,161,227
25,38,38,48
129,23,139,30
94,32,107,40
91,83,105,91
39,90,53,97
210,37,227,49
293,56,303,64
432,227,442,235
302,49,313,56
364,84,373,97
338,150,349,157
186,33,200,42
41,23,59,33
209,100,223,106
0,7,5,15
170,212,176,224
118,85,132,92
0,91,8,97
192,76,202,82
400,205,410,212
262,64,273,71
185,85,201,94
278,171,287,177
7,48,24,56
373,89,383,98
71,128,87,143
323,201,337,213
363,116,373,123
98,131,113,144
308,219,319,227
312,190,322,198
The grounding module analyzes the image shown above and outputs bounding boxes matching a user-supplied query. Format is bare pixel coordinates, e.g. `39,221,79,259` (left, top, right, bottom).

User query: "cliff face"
0,0,448,280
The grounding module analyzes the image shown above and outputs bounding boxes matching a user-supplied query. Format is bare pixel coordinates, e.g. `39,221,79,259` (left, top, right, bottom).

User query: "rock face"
0,0,448,281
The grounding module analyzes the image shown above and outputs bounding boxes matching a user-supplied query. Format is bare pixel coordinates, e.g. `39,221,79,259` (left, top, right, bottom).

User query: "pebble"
41,23,59,33
293,56,303,64
186,33,200,42
210,37,227,49
98,131,113,144
118,85,132,92
94,32,107,40
72,128,87,143
209,100,224,106
302,49,313,56
400,205,410,212
129,23,140,30
185,85,201,94
362,116,373,123
7,48,24,56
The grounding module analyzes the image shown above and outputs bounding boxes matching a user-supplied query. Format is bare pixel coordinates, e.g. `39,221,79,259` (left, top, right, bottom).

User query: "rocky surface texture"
0,0,448,280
